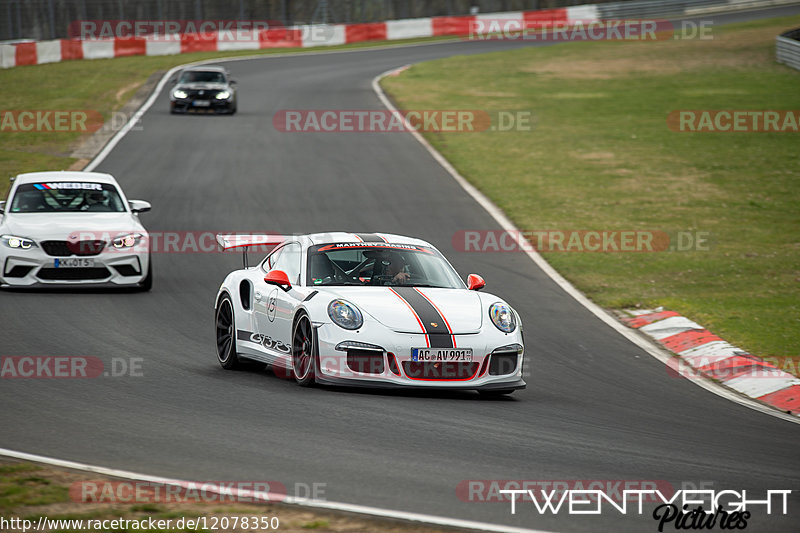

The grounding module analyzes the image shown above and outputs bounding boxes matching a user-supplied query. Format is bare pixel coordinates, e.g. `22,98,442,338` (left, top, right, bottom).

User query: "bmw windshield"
179,71,226,83
9,182,126,213
307,243,465,289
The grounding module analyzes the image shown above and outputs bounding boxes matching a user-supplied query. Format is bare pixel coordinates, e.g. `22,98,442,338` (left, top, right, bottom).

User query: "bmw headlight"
1,234,36,249
173,89,188,99
489,302,516,333
215,91,231,100
112,233,143,249
328,299,363,330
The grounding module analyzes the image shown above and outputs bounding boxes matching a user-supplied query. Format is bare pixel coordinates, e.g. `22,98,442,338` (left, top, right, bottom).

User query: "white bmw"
0,171,152,290
214,232,526,395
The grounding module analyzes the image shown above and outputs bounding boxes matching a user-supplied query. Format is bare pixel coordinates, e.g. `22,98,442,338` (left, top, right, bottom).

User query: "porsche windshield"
9,183,126,213
179,70,225,83
307,244,465,288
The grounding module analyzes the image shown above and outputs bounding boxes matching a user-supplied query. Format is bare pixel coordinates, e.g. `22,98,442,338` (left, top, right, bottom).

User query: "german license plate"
192,100,210,107
411,348,473,362
54,258,94,268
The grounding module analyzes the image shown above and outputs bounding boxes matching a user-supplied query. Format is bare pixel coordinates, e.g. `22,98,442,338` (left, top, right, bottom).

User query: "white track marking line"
371,66,800,426
0,448,555,533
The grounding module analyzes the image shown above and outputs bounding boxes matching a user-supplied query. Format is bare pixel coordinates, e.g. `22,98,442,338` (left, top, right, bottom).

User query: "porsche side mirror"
467,274,485,291
128,200,151,213
0,200,5,214
265,270,292,291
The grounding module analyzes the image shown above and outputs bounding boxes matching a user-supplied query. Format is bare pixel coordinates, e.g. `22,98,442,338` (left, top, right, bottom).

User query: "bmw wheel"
216,294,241,370
292,313,316,387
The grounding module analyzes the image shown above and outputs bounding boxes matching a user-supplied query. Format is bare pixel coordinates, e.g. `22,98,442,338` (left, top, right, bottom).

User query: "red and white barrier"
624,309,800,415
0,5,593,68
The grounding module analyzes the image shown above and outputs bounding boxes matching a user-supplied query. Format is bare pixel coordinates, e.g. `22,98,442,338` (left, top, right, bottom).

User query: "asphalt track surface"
3,6,800,532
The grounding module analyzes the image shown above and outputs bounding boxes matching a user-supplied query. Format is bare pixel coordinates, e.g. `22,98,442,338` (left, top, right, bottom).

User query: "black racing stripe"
354,233,386,242
428,334,453,349
392,286,453,348
237,329,252,341
303,290,318,302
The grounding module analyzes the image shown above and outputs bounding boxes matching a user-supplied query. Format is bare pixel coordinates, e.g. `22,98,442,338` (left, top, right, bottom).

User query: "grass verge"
0,458,457,532
381,15,800,367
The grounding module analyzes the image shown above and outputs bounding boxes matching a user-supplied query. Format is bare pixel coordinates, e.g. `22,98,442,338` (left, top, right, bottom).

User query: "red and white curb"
0,6,580,69
623,309,800,415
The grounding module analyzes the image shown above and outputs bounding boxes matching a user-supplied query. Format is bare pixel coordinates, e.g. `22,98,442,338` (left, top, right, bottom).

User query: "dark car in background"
169,65,237,115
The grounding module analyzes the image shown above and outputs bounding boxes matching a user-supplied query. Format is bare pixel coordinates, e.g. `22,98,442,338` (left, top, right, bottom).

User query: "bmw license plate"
412,348,472,362
54,258,94,268
192,100,210,107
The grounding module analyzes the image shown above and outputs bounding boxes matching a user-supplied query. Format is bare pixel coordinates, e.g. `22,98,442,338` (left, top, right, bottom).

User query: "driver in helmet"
380,252,410,285
81,190,108,211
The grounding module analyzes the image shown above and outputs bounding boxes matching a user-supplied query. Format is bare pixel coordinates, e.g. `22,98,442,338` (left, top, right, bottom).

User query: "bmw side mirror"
264,270,292,291
467,274,485,291
129,200,151,213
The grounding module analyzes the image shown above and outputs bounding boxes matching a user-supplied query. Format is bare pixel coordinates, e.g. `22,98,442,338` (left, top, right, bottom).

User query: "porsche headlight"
328,299,363,330
112,233,143,249
1,234,36,249
215,90,231,100
489,302,516,333
173,89,188,99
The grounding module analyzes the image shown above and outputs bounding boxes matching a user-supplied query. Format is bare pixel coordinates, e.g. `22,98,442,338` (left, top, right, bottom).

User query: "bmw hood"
325,287,483,334
1,213,143,241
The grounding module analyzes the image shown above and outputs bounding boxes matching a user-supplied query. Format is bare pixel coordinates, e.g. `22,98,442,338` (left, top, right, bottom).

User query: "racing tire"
137,258,153,292
291,313,317,387
216,294,241,370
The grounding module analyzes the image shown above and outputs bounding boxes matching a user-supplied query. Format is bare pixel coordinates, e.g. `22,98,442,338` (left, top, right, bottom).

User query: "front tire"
216,294,241,370
292,313,317,387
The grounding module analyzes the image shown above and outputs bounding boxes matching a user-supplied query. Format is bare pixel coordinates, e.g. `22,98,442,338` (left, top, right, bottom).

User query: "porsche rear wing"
216,234,286,268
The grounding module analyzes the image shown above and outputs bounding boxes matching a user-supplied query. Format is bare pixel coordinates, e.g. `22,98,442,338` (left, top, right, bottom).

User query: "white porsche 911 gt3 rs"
214,232,526,395
0,171,152,290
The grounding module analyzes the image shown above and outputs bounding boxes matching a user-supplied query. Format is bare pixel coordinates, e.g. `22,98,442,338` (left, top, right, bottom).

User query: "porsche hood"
324,286,484,334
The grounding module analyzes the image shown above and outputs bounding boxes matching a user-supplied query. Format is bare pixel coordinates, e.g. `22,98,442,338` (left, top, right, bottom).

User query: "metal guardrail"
776,28,800,70
598,0,729,19
598,0,800,19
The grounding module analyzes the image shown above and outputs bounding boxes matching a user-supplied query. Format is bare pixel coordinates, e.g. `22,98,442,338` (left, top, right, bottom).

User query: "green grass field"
382,16,800,367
